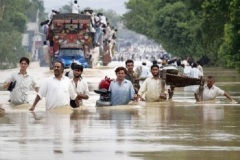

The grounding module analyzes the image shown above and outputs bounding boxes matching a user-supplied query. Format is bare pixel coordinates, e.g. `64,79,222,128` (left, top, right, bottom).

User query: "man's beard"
74,74,81,78
152,73,159,77
54,69,60,76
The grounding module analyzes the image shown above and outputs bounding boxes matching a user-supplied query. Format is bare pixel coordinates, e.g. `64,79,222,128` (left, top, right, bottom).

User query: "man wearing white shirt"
3,57,39,106
29,61,79,111
189,63,203,78
195,76,236,103
183,62,191,76
72,0,79,14
196,61,204,75
42,41,49,65
91,44,100,68
100,15,107,26
136,62,151,86
70,64,89,108
188,62,203,92
138,64,166,102
140,62,150,77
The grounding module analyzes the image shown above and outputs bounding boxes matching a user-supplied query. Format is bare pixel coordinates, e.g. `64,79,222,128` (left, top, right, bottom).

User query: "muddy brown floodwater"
0,61,240,160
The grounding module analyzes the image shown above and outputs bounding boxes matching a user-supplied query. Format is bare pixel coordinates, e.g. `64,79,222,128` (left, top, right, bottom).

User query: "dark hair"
74,64,83,72
192,62,198,68
125,59,134,66
152,60,157,65
115,67,127,74
151,64,159,70
102,24,106,28
55,61,64,70
188,60,193,66
71,62,77,70
177,59,181,66
20,57,30,65
208,75,214,80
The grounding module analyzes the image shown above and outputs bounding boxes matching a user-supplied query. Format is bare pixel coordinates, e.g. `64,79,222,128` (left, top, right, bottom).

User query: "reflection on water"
1,103,240,160
1,63,240,160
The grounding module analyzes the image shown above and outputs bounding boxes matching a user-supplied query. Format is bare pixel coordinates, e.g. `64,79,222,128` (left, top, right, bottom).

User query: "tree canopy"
123,0,240,71
0,0,45,69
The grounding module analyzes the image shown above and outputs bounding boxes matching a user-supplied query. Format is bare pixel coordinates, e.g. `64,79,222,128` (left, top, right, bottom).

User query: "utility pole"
32,9,41,61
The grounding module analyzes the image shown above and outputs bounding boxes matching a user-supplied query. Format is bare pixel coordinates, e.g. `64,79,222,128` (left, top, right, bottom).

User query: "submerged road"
0,61,240,160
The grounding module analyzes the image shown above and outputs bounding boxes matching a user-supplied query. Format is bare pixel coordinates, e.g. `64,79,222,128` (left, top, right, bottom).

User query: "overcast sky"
43,0,128,15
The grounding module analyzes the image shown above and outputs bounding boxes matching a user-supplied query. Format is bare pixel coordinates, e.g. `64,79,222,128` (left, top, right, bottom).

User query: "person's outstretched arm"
29,95,41,111
224,93,237,103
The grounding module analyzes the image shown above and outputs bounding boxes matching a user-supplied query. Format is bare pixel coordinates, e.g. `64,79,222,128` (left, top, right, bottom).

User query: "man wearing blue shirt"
109,67,138,106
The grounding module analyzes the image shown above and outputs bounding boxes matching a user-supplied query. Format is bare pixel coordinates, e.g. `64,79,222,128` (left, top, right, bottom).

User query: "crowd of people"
38,0,118,69
2,57,89,111
2,56,237,111
114,58,236,105
114,43,167,62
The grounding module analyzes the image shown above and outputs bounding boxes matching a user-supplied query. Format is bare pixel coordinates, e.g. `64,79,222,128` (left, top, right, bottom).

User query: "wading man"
70,64,89,108
109,67,138,106
3,57,39,106
194,75,236,103
138,64,167,102
29,61,79,111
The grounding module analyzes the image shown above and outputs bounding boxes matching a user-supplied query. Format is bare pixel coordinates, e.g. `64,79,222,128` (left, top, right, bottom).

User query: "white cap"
157,59,162,63
181,60,189,66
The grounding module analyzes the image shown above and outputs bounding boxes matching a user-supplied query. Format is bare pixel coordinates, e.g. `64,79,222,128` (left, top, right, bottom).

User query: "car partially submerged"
57,48,89,68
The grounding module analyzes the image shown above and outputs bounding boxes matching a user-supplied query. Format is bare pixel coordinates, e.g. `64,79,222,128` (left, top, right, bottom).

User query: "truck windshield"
59,49,84,57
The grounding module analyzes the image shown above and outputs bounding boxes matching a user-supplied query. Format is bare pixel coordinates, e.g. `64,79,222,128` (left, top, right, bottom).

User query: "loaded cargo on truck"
47,13,92,69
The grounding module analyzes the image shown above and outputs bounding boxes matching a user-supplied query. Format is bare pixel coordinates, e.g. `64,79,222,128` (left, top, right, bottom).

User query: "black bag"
65,71,70,77
70,99,78,108
7,81,16,92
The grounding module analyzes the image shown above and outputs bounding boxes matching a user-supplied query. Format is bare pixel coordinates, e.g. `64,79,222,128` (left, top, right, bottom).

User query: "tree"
10,12,27,32
0,31,26,69
219,0,240,71
123,0,197,58
26,0,45,22
0,0,46,69
123,0,240,71
59,1,72,13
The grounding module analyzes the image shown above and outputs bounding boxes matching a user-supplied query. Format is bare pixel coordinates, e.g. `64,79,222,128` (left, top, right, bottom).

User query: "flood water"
1,62,240,160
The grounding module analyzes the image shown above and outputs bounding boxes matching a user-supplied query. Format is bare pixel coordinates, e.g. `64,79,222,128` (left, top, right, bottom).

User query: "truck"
47,13,93,69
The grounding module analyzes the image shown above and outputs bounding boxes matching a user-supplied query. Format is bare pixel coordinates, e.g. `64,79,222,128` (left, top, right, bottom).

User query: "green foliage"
219,0,240,70
123,0,240,71
0,0,45,69
0,31,27,69
26,0,45,21
59,1,72,13
154,2,194,56
124,0,198,58
10,12,27,32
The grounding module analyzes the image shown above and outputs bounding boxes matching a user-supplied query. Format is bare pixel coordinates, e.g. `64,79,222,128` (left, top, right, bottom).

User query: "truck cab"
57,48,89,68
